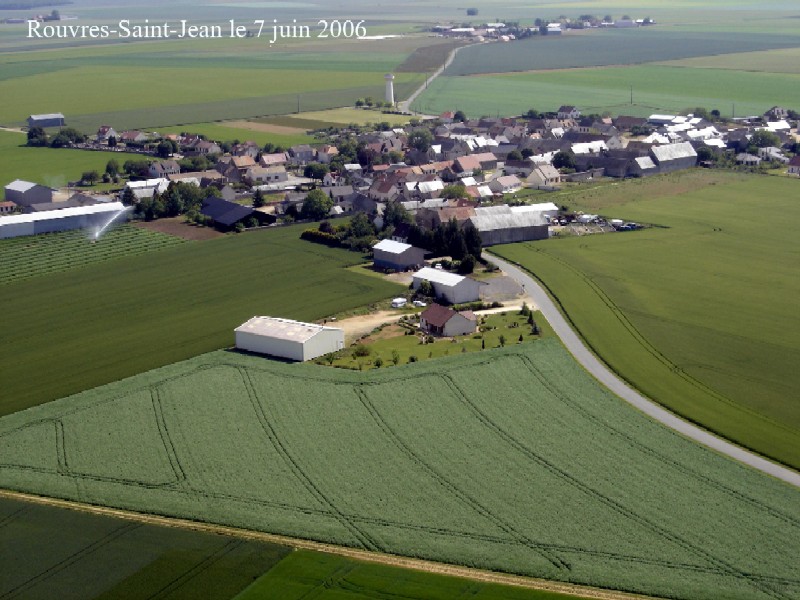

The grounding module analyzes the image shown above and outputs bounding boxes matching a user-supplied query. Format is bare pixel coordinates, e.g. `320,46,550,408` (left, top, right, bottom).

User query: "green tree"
349,211,376,238
408,128,434,152
252,188,266,208
507,149,523,161
458,254,476,274
440,183,467,200
26,126,48,147
107,135,117,148
105,160,119,177
81,170,100,185
383,200,413,229
301,189,334,220
304,162,329,180
499,334,506,347
156,140,174,159
391,350,400,365
749,130,781,150
453,110,467,122
553,150,577,170
463,222,482,258
416,279,434,299
120,186,136,206
466,7,478,16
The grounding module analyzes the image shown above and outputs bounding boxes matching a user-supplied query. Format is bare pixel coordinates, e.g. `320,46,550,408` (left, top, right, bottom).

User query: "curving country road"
488,253,800,488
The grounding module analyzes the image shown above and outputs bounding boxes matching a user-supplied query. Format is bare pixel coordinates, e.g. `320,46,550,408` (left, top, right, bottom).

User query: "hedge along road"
487,253,800,488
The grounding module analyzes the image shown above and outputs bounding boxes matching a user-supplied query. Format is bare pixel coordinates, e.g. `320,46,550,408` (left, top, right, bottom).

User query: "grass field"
0,224,186,285
0,34,430,131
1,340,798,600
0,130,131,199
413,64,800,119
492,172,800,470
156,122,313,148
0,496,290,600
659,47,800,75
237,550,585,600
0,224,403,416
444,30,800,77
255,107,414,127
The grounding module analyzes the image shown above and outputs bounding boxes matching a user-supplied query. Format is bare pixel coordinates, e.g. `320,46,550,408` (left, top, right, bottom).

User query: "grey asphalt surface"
488,253,800,488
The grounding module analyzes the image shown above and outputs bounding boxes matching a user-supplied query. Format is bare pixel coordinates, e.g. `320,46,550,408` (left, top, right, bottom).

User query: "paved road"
488,253,800,488
398,42,470,114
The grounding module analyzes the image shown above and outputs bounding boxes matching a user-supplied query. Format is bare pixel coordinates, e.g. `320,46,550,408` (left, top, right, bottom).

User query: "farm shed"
0,202,127,239
412,267,483,304
419,303,477,337
372,239,426,271
4,180,53,207
27,113,65,128
468,207,549,246
234,316,344,361
200,197,258,230
649,143,697,173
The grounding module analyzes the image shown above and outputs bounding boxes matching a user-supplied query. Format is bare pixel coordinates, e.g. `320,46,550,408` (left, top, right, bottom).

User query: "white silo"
384,73,395,106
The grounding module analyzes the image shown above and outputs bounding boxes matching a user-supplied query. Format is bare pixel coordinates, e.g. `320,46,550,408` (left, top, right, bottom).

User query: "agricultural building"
234,316,344,361
372,239,426,271
468,206,549,246
0,201,128,239
27,113,65,128
649,143,698,173
419,303,477,337
125,178,169,201
510,202,560,220
4,180,53,208
200,197,257,229
412,267,483,304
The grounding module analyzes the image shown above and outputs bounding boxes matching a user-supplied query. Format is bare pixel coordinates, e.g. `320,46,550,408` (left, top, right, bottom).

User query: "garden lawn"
492,172,800,469
1,340,798,600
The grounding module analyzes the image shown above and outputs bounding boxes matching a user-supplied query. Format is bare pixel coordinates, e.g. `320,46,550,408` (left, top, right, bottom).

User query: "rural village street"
487,253,800,488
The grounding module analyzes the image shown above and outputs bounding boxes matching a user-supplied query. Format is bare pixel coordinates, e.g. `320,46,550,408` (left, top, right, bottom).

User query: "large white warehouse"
0,202,128,239
235,316,345,361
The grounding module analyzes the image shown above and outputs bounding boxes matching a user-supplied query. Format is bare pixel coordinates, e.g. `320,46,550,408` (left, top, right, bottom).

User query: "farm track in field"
0,489,661,600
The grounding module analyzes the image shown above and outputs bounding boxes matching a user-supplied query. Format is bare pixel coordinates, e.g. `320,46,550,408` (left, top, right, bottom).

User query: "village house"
95,125,118,142
488,175,522,194
119,130,148,145
558,105,581,120
788,156,800,176
246,166,288,185
260,152,289,167
148,160,180,178
527,164,562,188
419,303,478,337
289,144,316,165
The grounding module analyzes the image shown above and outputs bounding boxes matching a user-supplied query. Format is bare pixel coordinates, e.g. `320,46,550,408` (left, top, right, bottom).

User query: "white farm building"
412,267,483,304
372,239,426,271
234,316,344,361
0,202,128,239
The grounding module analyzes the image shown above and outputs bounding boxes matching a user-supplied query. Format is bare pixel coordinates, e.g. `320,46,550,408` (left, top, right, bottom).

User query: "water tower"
384,73,395,106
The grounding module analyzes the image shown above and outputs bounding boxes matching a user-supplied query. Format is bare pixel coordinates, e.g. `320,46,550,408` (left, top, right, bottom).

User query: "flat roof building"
234,316,345,362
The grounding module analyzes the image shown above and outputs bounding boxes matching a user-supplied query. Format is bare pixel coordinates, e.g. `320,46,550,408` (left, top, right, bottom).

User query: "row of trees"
128,182,215,221
27,126,86,148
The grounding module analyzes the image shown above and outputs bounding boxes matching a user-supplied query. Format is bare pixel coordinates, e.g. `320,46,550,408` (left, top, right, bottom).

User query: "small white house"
412,267,483,304
234,316,344,361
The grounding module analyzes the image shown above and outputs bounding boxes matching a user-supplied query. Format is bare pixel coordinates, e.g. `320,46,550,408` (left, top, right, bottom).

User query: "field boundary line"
0,488,666,600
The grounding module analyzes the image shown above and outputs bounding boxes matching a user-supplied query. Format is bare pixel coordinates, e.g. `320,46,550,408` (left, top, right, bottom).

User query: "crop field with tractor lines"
492,173,800,471
0,224,186,285
0,340,798,600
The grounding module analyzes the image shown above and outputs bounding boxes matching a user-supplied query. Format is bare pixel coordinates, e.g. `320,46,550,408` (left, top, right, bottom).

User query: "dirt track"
0,489,659,600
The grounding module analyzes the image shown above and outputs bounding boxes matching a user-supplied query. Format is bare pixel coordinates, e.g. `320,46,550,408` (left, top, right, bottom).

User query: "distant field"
0,496,290,600
1,341,798,600
258,107,413,127
659,47,800,75
0,224,403,416
444,29,800,76
237,550,585,600
0,224,186,285
0,34,431,130
157,122,313,148
493,172,800,470
413,64,800,118
0,130,131,199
